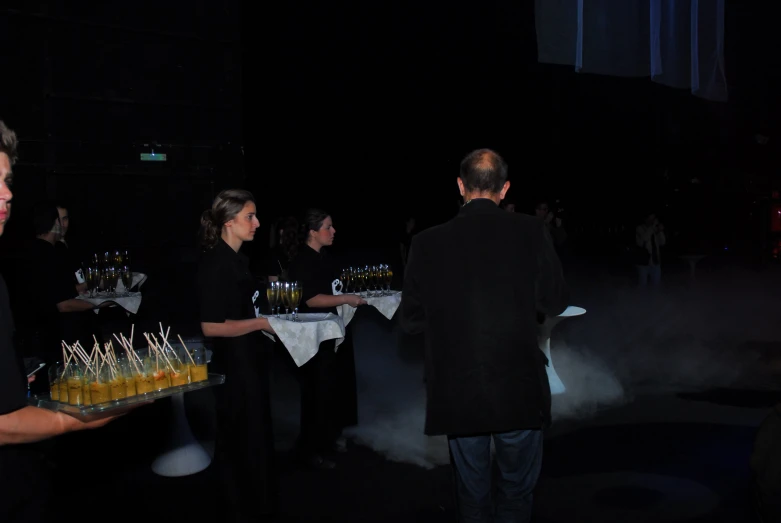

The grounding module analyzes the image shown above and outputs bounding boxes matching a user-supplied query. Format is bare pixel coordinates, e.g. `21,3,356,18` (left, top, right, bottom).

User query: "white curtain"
536,0,727,101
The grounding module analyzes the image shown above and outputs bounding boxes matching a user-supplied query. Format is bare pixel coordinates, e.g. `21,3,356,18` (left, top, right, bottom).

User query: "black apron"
289,245,358,454
198,240,276,519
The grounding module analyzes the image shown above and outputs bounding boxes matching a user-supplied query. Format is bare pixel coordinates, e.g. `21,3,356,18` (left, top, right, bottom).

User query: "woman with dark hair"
267,216,299,282
288,208,365,469
196,189,278,522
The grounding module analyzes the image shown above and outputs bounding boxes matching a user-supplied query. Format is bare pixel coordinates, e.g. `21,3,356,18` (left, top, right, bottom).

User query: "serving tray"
28,373,225,421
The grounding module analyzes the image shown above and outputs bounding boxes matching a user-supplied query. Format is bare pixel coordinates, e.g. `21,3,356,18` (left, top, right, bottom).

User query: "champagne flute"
85,265,100,297
266,281,279,317
377,264,388,296
290,282,302,322
368,265,377,297
364,266,372,297
360,269,368,297
354,268,364,297
111,266,121,294
103,265,115,295
121,266,133,295
373,265,381,296
384,264,393,295
281,282,292,320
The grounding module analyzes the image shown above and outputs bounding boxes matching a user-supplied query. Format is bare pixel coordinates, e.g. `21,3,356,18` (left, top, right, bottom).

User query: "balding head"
459,149,508,194
457,148,510,204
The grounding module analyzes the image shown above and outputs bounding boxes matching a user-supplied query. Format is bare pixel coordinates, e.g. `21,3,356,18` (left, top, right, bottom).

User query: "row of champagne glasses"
341,264,393,297
83,250,132,297
266,281,302,321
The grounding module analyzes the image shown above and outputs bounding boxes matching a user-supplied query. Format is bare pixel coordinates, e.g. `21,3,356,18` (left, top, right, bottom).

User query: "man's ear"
499,180,510,200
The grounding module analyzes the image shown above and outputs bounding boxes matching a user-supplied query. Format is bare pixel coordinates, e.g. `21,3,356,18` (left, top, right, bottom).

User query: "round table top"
559,305,586,318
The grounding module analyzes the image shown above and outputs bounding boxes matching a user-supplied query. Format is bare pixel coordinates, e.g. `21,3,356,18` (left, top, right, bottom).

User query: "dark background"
0,1,779,277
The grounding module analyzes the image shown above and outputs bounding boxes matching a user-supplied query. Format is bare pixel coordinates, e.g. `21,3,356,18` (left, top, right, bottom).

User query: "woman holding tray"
288,208,365,469
196,189,277,522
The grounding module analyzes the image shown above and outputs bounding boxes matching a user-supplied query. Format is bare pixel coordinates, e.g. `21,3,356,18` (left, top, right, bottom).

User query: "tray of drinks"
29,373,225,422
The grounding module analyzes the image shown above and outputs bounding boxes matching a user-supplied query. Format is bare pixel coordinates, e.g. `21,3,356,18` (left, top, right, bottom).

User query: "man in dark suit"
400,148,568,523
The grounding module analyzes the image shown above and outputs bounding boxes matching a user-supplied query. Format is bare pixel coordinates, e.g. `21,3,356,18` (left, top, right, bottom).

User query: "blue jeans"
637,264,661,288
448,429,543,523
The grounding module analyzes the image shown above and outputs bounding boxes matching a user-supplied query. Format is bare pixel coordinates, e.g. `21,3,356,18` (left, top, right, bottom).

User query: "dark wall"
0,1,243,256
1,0,779,266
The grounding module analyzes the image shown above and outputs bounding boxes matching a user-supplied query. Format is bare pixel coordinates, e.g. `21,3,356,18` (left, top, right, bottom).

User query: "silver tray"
28,373,225,421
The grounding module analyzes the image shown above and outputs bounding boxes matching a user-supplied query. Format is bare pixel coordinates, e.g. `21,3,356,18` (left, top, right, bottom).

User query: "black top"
28,239,84,363
0,272,51,520
197,239,265,374
288,244,339,315
197,239,261,326
400,198,569,436
30,239,78,313
54,241,82,285
0,274,26,417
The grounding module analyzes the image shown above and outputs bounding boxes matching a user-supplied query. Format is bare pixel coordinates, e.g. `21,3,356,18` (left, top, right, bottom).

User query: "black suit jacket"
400,198,568,436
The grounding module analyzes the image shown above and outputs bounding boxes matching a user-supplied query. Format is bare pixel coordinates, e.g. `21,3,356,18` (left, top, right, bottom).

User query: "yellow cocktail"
134,373,154,394
89,381,110,404
109,377,126,400
189,364,208,383
67,377,83,406
152,370,169,390
50,379,60,401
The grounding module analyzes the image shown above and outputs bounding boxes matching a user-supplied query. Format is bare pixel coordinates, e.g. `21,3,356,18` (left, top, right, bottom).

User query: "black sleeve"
400,236,425,335
30,256,76,312
535,220,569,317
0,347,26,416
197,259,229,324
0,276,27,416
55,243,82,283
52,263,78,304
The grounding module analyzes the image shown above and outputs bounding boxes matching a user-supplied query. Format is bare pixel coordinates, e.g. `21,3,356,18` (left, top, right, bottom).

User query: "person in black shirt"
196,189,278,523
27,202,100,366
288,208,365,469
267,216,299,282
0,120,122,523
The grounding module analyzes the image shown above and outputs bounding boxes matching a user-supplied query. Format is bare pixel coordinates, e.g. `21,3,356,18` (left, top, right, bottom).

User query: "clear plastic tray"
28,373,225,421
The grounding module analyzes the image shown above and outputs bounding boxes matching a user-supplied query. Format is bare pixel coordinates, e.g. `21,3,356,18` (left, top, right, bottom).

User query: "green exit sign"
140,153,167,162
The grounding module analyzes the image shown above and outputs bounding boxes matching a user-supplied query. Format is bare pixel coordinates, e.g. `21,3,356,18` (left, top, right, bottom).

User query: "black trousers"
296,329,358,455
